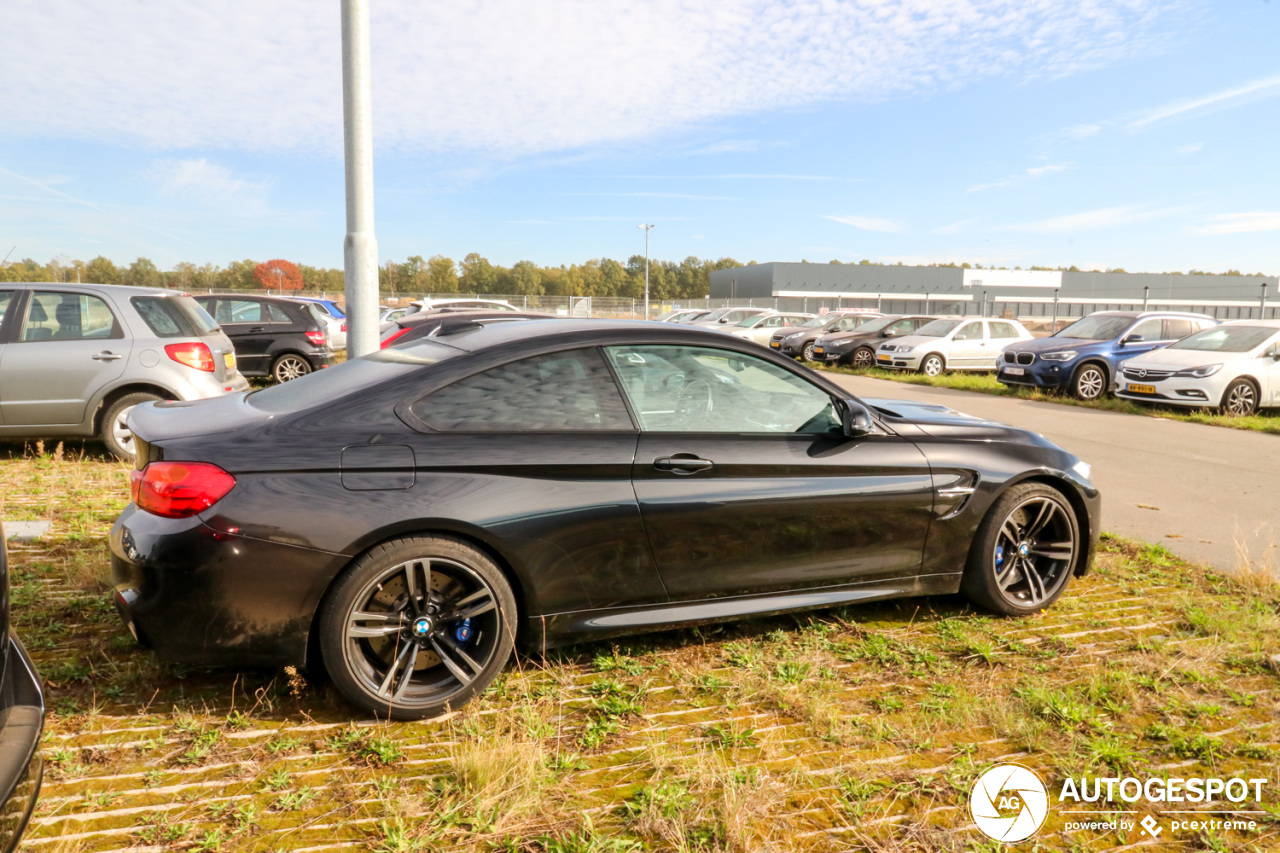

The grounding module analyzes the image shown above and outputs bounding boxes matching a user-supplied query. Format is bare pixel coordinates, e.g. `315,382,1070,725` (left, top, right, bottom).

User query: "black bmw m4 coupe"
111,319,1100,719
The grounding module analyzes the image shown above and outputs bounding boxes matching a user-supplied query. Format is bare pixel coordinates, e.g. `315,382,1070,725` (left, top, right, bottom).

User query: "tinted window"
267,303,292,323
410,348,633,432
605,345,839,434
0,291,11,325
1163,319,1194,340
132,295,218,338
21,291,118,341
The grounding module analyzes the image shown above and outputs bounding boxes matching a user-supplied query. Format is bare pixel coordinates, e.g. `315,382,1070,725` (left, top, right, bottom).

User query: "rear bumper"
0,635,44,853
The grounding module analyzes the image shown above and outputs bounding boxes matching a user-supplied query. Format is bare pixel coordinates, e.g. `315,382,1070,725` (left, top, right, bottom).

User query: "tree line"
0,253,751,299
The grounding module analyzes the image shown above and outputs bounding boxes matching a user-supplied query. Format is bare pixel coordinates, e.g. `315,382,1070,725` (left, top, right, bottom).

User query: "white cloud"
1188,212,1280,236
968,163,1070,192
1128,72,1280,130
1174,142,1204,156
931,219,977,235
1004,204,1188,234
824,215,904,234
1,0,1178,157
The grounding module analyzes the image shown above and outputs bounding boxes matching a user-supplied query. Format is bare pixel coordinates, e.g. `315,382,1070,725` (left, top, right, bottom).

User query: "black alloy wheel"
1221,379,1259,416
962,483,1080,616
1071,364,1107,401
319,536,516,719
852,346,876,368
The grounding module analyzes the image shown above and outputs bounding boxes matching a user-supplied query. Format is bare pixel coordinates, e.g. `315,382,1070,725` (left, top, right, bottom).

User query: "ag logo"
969,763,1049,842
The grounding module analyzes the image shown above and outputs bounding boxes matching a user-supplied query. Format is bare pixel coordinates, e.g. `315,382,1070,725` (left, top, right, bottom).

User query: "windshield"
848,317,893,334
799,316,827,328
1169,325,1276,352
915,319,961,337
702,307,732,321
735,314,769,328
1053,315,1131,341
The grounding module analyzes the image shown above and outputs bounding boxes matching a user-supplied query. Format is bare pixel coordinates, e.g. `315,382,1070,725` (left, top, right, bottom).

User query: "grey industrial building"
709,263,1278,322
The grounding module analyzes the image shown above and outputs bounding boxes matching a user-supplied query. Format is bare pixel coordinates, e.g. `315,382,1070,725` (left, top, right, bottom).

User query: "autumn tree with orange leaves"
253,259,304,291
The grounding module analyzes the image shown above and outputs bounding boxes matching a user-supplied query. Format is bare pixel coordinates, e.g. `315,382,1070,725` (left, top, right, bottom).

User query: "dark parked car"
194,295,336,383
772,312,882,360
110,320,1100,720
380,310,555,349
812,315,939,367
0,523,46,852
996,311,1217,400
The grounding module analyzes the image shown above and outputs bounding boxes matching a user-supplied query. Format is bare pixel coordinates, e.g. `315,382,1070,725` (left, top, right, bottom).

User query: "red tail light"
164,342,216,372
380,329,410,349
305,329,326,346
131,462,236,518
341,322,347,333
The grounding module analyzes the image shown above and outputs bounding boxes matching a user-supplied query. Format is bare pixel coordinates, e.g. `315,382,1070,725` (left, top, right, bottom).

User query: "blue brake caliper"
995,544,1006,573
454,617,473,645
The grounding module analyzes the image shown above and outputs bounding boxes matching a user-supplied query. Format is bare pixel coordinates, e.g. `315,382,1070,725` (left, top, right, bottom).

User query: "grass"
813,363,1280,435
5,440,1280,852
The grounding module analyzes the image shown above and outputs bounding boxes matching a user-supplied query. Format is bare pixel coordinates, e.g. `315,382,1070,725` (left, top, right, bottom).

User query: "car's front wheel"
801,342,816,361
852,346,876,368
272,354,312,383
921,354,946,376
1071,363,1107,401
319,536,517,720
101,392,163,460
1220,379,1259,416
962,482,1081,616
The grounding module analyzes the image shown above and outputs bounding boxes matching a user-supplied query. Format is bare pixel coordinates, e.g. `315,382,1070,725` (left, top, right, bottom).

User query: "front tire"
272,353,312,383
852,347,876,368
319,536,517,720
961,483,1081,616
921,354,946,376
801,342,816,362
1071,363,1108,401
1221,379,1259,416
101,392,162,460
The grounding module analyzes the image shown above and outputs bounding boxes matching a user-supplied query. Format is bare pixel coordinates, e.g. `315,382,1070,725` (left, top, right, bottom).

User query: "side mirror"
881,329,897,337
840,399,874,438
1121,334,1144,346
1270,350,1280,362
954,334,967,341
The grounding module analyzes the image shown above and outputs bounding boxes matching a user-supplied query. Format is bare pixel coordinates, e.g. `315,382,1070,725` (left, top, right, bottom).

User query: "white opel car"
1115,319,1280,415
877,317,1034,375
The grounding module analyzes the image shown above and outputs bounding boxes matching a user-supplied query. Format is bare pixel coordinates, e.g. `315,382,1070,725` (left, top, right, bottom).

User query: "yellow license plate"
813,347,824,354
769,341,780,348
1127,383,1155,394
877,354,891,362
224,352,236,371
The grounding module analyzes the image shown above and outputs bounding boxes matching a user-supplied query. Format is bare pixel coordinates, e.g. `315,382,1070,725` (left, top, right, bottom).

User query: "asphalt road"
827,372,1279,575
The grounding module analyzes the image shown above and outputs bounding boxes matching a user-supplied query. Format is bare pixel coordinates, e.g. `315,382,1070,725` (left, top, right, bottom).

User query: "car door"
1118,318,1165,359
947,320,989,369
605,343,935,601
0,289,17,425
0,289,132,426
400,346,665,611
206,298,275,375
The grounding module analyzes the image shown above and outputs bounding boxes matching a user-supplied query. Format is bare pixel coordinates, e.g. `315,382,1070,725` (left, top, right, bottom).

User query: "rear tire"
921,354,945,376
272,353,312,383
101,392,162,460
1220,379,1259,416
1070,363,1108,401
319,536,517,720
961,483,1081,616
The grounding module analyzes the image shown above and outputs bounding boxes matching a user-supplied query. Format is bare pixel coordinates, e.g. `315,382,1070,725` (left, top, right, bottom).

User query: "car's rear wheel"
101,392,162,460
852,346,876,368
801,342,815,361
1071,363,1107,400
1220,379,1259,416
921,354,946,376
962,483,1080,616
319,536,516,720
272,354,312,383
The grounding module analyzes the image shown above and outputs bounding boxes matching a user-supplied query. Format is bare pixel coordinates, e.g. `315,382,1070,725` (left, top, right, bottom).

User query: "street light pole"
637,224,654,320
341,0,379,357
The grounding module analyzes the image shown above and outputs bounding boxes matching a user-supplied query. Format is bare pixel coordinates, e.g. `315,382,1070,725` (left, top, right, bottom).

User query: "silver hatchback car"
0,283,248,458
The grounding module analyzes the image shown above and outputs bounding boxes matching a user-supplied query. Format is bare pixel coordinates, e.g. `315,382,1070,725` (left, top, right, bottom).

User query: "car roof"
1085,310,1216,320
1220,318,1280,329
398,309,555,328
400,318,799,354
1,281,186,298
197,292,311,307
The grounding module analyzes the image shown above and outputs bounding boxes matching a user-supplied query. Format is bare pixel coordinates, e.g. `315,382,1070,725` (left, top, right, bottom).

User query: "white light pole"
637,223,654,320
341,0,379,357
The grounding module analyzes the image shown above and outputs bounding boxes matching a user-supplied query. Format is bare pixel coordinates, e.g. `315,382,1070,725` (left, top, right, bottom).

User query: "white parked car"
1114,319,1280,415
716,312,815,345
411,298,519,312
877,317,1034,375
688,306,772,327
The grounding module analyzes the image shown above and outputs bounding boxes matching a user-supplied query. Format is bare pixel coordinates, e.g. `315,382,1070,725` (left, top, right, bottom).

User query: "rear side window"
989,321,1020,339
131,295,219,338
1163,319,1194,340
267,303,292,323
21,291,120,341
410,348,633,432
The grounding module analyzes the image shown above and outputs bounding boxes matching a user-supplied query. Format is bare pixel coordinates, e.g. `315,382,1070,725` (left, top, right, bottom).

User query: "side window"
889,319,918,334
604,344,840,434
989,321,1019,339
409,348,633,431
1127,319,1163,341
1163,319,1194,340
0,291,12,325
227,300,265,324
21,291,118,342
955,322,984,341
267,304,292,324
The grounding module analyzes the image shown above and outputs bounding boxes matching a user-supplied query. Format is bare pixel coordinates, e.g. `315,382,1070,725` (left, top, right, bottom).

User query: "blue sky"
3,0,1280,275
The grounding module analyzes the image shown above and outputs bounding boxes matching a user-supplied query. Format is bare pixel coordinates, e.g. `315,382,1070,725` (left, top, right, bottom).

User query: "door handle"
92,352,123,361
248,326,266,333
654,455,714,474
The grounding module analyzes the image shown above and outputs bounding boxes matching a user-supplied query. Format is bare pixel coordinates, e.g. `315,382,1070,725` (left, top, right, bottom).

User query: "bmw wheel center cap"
412,616,433,637
1018,543,1030,557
